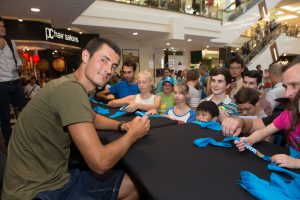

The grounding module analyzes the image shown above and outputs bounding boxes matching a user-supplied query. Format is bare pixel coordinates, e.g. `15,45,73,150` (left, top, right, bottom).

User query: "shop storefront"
4,19,98,86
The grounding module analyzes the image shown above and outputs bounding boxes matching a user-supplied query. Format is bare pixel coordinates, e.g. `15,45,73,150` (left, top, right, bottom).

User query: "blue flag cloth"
238,162,300,200
108,105,127,119
191,121,222,131
135,111,164,118
93,106,109,115
89,97,107,106
193,136,271,161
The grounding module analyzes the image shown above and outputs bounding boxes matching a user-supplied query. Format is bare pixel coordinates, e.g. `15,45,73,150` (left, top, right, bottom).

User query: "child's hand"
234,137,253,152
271,154,300,169
124,101,139,113
145,109,157,115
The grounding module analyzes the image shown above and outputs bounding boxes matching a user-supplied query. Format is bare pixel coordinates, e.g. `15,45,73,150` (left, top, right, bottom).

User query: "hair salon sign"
45,27,79,44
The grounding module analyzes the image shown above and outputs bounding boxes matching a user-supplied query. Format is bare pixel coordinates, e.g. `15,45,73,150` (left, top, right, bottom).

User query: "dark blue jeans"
0,80,26,143
32,169,125,200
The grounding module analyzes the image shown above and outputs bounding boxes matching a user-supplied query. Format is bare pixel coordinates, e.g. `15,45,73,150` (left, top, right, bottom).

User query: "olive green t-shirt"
2,73,93,200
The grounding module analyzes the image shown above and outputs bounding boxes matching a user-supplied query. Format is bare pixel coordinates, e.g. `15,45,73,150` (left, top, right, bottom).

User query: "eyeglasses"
237,106,254,112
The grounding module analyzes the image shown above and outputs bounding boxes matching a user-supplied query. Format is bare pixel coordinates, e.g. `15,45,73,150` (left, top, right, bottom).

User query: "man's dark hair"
243,70,262,85
197,101,220,118
210,68,232,85
235,88,260,105
187,69,199,81
122,60,137,72
282,56,300,73
84,37,121,60
229,56,245,69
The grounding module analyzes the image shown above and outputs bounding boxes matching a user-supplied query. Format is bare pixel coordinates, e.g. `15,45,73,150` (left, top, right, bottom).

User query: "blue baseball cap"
162,77,174,86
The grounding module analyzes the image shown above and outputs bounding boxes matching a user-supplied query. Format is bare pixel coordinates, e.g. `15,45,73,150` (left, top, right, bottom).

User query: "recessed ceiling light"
79,32,82,34
163,49,166,50
236,48,239,50
52,52,55,55
26,48,29,51
31,8,40,12
187,39,192,42
206,46,210,48
61,47,65,49
54,50,58,53
208,57,212,59
283,53,287,56
166,43,170,46
133,32,138,35
67,28,71,31
18,18,23,22
277,15,298,22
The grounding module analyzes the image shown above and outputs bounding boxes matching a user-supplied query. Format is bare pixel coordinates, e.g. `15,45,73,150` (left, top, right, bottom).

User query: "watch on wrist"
118,121,125,131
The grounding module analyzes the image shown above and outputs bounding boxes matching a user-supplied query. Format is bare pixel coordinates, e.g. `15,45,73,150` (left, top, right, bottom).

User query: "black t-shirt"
262,112,280,126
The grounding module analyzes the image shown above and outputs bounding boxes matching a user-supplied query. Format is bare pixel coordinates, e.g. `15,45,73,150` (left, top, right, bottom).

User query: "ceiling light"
67,28,71,31
281,5,300,12
171,47,174,49
230,50,234,53
283,53,287,56
187,39,192,42
206,46,209,48
166,43,170,46
163,49,166,50
208,57,212,59
79,32,82,34
61,47,65,49
18,18,23,22
236,48,239,50
275,11,284,15
31,8,40,12
52,52,55,55
54,50,58,53
133,32,138,35
277,15,298,22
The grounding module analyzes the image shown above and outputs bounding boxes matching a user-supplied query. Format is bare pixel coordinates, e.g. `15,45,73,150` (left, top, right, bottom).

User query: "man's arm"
95,88,115,101
68,115,150,174
221,117,266,136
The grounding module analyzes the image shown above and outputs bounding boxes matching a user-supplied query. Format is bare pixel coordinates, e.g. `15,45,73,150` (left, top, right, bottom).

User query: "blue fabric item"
135,111,164,118
191,121,222,131
194,136,271,161
89,97,107,105
93,106,109,115
108,105,127,119
193,136,238,148
290,146,300,158
238,162,300,200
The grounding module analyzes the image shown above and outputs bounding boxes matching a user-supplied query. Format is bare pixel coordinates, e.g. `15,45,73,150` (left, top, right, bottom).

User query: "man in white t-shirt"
24,76,40,100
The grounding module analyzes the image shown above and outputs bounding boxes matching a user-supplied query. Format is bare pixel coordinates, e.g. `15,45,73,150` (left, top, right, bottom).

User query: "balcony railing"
106,0,260,22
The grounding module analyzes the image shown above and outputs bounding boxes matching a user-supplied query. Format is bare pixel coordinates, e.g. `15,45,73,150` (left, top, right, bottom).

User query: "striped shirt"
204,95,239,116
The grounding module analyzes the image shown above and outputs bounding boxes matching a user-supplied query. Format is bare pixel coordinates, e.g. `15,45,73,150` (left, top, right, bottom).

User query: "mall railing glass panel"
219,0,260,22
107,0,260,22
238,24,298,65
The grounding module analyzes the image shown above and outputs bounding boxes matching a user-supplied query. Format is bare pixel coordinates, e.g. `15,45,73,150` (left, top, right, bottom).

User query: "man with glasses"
96,60,139,100
228,57,245,99
222,57,300,137
235,87,267,118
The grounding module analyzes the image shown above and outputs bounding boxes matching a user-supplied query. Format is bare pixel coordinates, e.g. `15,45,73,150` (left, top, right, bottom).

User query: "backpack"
4,37,18,68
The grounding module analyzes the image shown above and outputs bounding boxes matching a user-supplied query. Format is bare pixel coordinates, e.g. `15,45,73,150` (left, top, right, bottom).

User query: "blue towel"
93,106,109,115
108,105,127,119
135,111,164,118
193,136,271,161
89,97,107,105
191,121,222,131
238,162,300,200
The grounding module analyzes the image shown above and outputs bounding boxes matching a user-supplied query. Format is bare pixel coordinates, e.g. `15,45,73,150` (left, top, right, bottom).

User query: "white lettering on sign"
45,27,79,43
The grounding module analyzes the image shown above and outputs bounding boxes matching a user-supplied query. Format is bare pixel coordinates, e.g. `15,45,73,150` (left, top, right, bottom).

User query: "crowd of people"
1,14,300,199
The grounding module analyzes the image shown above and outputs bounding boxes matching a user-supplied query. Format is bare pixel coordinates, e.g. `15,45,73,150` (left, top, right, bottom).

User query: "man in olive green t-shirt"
2,38,150,200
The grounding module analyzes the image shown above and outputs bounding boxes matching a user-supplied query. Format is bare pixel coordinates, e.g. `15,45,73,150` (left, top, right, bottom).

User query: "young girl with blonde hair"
108,70,161,113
